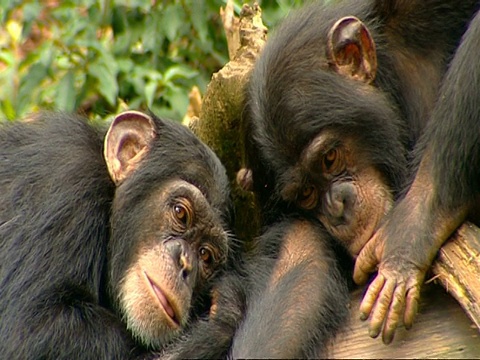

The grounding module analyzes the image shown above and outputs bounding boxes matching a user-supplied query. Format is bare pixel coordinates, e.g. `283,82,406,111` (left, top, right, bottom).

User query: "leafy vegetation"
0,0,304,122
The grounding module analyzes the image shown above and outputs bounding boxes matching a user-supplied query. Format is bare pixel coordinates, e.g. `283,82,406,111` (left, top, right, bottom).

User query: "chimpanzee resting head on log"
0,110,232,359
241,0,480,346
243,1,410,257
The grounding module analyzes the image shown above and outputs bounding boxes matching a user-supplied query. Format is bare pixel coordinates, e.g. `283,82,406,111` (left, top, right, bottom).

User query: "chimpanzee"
155,215,350,359
229,217,351,358
354,3,480,344
241,0,480,348
0,110,232,359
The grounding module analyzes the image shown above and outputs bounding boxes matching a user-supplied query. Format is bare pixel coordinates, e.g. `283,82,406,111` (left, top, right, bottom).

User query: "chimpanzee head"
244,6,408,256
103,111,231,348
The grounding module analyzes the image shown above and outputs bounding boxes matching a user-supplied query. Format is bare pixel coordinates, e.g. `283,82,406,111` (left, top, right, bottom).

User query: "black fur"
0,112,231,359
247,0,479,213
422,11,480,209
157,217,351,359
241,0,480,354
230,218,350,359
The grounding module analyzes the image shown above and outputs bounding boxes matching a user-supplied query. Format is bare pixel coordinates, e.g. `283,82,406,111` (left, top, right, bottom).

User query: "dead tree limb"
188,1,267,242
431,222,480,328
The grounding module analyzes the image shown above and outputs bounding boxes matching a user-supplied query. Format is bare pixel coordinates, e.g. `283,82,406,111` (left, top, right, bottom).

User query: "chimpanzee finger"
209,287,220,318
367,278,396,339
359,274,385,321
353,238,380,285
404,284,420,330
382,283,406,344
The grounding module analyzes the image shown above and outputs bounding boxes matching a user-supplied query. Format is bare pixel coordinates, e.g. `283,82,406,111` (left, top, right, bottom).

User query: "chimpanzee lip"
143,271,180,327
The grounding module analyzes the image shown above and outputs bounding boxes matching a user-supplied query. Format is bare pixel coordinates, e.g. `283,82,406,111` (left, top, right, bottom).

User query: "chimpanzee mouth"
144,271,179,326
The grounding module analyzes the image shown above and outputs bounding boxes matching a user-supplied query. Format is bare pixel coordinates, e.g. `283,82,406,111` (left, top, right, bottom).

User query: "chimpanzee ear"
104,110,157,185
327,16,377,84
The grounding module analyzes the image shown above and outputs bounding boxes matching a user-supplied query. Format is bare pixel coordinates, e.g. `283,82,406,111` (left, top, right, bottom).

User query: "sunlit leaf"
1,99,16,120
6,20,22,44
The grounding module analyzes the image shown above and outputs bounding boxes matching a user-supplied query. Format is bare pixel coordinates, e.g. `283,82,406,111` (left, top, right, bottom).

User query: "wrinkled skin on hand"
353,180,467,344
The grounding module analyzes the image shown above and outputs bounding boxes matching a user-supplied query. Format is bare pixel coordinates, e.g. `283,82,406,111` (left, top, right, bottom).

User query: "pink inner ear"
327,16,377,84
341,43,361,67
104,111,157,185
117,135,142,164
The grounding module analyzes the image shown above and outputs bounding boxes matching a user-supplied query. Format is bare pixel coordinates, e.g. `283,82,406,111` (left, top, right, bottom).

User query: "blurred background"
0,0,305,122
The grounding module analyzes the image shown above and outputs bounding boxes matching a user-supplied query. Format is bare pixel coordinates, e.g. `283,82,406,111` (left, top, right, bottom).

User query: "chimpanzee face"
115,179,228,348
102,111,231,349
244,15,407,257
278,129,393,256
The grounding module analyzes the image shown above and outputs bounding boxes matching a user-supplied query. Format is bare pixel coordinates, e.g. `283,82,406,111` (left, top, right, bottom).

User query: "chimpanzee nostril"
165,239,193,280
326,183,357,224
179,253,192,280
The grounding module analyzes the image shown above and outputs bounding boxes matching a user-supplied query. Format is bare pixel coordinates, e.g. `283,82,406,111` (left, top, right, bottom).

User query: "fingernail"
383,334,394,345
369,328,380,338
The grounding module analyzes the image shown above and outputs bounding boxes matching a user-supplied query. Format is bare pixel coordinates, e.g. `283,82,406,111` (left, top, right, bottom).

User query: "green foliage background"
0,0,305,122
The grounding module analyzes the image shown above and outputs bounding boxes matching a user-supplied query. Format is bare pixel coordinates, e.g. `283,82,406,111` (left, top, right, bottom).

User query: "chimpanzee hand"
353,226,424,344
353,181,467,345
209,287,220,319
353,196,433,344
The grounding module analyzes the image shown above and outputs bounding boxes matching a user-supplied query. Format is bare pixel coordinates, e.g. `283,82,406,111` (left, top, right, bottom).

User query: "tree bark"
431,222,480,329
185,1,267,242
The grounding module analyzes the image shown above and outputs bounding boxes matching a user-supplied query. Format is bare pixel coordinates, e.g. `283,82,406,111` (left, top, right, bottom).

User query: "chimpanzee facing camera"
242,0,480,348
0,110,232,359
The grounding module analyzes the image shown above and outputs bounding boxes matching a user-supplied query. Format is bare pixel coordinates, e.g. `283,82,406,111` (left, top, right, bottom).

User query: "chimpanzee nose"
165,239,193,281
325,182,357,225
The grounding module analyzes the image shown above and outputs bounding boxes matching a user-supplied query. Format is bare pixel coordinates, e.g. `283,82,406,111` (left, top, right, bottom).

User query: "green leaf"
89,61,118,106
164,65,198,83
56,71,76,112
162,3,184,42
1,99,16,120
164,85,189,120
0,50,14,67
22,3,42,23
144,81,157,108
17,63,48,116
190,0,208,44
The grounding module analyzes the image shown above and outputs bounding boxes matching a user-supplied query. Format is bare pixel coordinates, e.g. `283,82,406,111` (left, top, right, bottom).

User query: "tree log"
186,1,267,243
431,222,480,328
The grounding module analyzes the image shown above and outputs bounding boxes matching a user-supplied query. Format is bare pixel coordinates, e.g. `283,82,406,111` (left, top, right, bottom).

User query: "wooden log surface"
329,284,480,358
432,222,480,329
329,223,480,358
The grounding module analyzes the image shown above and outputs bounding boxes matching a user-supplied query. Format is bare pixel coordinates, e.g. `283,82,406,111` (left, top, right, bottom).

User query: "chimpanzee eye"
173,203,191,226
322,148,344,175
298,184,318,210
322,148,337,172
199,246,213,265
302,185,314,198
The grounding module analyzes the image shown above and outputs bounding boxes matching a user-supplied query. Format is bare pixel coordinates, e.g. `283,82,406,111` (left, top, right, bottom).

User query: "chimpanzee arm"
5,289,135,359
354,9,480,344
0,115,135,359
231,218,350,359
